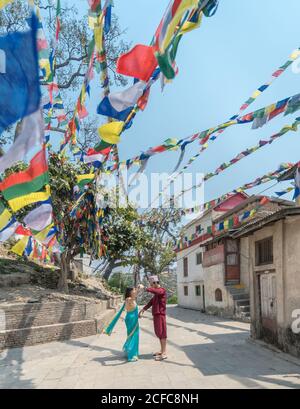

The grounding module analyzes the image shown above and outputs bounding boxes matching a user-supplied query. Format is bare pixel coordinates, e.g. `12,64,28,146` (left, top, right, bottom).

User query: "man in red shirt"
139,275,167,361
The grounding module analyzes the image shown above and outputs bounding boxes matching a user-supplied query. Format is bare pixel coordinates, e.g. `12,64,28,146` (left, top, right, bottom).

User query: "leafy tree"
137,207,182,278
108,272,134,294
97,206,182,282
99,205,143,281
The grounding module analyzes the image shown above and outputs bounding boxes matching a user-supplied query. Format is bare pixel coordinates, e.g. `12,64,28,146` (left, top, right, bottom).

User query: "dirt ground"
0,245,116,305
0,276,115,305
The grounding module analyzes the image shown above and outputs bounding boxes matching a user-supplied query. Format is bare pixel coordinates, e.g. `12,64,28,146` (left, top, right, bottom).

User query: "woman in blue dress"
104,285,143,362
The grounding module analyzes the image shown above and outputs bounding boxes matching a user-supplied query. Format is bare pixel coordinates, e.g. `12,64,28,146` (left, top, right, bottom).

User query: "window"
227,254,238,266
196,252,202,265
255,237,273,266
226,239,239,266
183,257,188,277
215,289,223,302
195,285,201,296
184,286,188,296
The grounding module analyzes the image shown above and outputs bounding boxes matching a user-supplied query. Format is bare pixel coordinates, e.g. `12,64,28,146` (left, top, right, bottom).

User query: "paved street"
0,306,300,389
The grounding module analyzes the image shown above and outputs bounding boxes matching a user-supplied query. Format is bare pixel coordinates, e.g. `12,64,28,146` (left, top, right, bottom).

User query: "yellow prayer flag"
266,104,276,115
161,0,199,52
39,59,51,81
35,223,54,243
11,236,29,257
98,122,124,144
76,174,95,183
290,50,300,60
94,23,104,53
180,12,203,34
251,90,261,99
0,0,13,9
8,186,51,213
0,208,12,231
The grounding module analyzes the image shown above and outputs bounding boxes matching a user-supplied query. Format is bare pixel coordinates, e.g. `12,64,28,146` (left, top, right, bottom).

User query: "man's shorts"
153,314,167,339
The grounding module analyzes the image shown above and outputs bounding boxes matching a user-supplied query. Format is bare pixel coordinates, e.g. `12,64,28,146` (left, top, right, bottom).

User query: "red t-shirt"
143,287,167,316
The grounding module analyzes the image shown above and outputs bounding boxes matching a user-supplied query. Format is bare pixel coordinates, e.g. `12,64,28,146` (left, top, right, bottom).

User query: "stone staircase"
227,285,250,322
0,297,122,350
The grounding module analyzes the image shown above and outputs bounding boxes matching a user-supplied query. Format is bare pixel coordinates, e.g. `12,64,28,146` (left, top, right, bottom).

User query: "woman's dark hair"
125,287,134,299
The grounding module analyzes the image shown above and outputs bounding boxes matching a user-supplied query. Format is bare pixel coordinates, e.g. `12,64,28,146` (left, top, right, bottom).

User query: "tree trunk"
58,251,71,293
133,264,139,287
102,260,117,281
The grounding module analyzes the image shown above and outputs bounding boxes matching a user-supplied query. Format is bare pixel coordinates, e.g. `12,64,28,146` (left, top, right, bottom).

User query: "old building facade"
176,193,247,311
232,207,300,358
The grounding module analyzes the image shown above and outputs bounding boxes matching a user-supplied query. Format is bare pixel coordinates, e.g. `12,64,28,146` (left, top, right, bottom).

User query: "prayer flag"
117,45,157,82
98,121,124,144
97,81,146,121
0,220,19,242
0,201,12,231
23,202,53,232
0,110,44,174
0,13,41,134
11,236,29,256
0,0,13,10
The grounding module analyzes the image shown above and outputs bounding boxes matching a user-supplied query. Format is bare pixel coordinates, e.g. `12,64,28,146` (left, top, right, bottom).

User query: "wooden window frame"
255,237,273,266
196,252,203,265
183,257,188,277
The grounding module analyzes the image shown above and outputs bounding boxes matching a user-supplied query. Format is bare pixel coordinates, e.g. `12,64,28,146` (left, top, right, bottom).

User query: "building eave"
231,207,300,238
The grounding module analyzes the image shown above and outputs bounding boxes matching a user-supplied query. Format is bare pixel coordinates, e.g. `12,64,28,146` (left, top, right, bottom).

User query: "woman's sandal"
155,354,167,361
153,352,162,357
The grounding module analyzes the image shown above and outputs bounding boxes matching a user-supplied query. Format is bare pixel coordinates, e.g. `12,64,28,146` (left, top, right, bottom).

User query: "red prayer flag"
116,44,157,82
260,196,270,206
15,225,32,236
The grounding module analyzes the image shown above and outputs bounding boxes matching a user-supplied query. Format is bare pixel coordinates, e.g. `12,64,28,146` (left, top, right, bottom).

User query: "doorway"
259,271,277,343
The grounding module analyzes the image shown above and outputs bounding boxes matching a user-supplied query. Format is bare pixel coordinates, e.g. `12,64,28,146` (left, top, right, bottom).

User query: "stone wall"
0,297,122,350
0,273,31,288
2,300,109,331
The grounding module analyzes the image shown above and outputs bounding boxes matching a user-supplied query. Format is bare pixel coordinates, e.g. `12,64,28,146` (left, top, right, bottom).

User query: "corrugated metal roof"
232,207,300,238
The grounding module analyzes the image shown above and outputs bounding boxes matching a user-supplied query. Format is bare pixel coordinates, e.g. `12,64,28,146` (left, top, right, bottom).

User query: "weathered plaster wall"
248,217,300,357
204,263,234,317
240,237,250,290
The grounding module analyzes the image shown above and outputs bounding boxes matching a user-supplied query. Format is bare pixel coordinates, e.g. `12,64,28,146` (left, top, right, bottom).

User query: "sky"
76,0,300,211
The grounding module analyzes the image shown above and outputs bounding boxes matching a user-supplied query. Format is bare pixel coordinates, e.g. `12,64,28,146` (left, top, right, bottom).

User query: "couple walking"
104,275,167,362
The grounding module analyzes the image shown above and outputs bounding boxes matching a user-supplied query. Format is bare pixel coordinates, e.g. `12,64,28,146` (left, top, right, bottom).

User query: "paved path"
1,306,300,389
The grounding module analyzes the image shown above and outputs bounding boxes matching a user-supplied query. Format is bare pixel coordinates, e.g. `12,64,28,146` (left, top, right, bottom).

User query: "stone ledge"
0,300,110,330
0,307,118,350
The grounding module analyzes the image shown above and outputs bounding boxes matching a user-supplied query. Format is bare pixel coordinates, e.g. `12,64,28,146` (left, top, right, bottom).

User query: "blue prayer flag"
0,13,41,134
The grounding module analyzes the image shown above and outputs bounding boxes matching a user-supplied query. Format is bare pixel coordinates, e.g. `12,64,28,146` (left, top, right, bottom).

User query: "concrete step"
236,298,250,307
232,293,250,301
0,309,115,350
228,288,247,295
237,305,250,313
226,280,240,286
